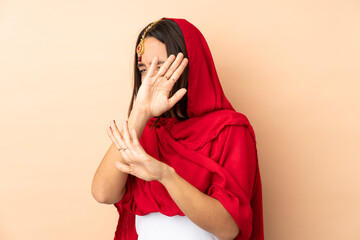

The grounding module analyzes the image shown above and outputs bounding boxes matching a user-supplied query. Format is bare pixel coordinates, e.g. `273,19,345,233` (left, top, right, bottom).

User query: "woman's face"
137,37,167,83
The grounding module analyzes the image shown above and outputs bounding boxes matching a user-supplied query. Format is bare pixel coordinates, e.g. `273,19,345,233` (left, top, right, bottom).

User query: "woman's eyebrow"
137,60,165,68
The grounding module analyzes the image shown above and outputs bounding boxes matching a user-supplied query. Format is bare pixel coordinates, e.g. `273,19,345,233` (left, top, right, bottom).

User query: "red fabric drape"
113,17,264,240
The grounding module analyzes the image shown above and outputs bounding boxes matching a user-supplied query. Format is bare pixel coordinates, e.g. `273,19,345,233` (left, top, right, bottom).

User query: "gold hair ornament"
137,18,163,62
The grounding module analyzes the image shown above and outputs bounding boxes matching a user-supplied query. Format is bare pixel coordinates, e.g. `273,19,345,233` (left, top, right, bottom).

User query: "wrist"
131,105,153,121
158,165,176,185
133,103,153,119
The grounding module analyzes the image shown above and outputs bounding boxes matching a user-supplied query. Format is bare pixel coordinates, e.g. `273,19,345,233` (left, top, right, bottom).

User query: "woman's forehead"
137,37,167,66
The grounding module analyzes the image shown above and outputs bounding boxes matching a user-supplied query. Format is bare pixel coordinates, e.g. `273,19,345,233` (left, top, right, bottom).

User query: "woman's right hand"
133,52,188,118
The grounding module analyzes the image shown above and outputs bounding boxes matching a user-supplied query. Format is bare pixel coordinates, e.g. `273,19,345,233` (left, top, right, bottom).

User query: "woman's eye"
139,69,146,74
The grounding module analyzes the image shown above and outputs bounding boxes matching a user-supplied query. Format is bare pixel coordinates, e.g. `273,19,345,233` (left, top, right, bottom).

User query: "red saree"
113,17,264,240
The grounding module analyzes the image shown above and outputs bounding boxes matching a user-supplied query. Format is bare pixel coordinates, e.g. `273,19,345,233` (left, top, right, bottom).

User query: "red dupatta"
113,17,264,240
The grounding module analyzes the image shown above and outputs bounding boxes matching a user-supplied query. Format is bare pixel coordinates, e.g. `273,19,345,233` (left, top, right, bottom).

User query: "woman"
91,17,264,240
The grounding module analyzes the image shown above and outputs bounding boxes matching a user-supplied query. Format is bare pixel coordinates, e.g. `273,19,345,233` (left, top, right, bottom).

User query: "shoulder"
204,109,251,123
205,109,257,144
167,109,256,150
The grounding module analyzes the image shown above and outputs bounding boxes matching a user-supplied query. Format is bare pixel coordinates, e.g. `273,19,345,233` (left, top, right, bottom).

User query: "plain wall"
1,0,359,239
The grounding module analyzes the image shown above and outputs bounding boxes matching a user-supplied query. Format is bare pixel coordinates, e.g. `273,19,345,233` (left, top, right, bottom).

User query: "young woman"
91,17,264,240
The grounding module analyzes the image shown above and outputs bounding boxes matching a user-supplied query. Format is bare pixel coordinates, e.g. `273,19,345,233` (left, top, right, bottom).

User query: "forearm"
91,106,152,204
159,167,239,240
127,105,153,140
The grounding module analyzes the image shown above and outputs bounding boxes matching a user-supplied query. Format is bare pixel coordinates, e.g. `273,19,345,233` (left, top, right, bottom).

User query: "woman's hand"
134,52,188,117
107,119,170,182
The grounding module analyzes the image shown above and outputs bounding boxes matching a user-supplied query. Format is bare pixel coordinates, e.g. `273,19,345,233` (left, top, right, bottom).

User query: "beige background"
1,0,359,239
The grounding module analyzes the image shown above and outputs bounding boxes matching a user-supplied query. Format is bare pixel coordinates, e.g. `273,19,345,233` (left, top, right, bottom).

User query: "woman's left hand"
111,119,169,182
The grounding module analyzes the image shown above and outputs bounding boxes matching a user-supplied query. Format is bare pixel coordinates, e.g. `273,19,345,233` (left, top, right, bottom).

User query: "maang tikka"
136,18,163,62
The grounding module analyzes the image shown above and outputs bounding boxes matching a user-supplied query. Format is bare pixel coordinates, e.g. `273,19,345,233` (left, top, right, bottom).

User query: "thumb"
168,88,187,109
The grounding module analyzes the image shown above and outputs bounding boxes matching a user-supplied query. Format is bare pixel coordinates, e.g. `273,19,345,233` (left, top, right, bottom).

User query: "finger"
130,128,142,150
110,120,127,150
121,120,135,152
108,121,126,150
156,54,176,78
145,56,159,79
107,125,122,150
115,161,132,174
163,52,184,79
167,57,188,86
168,88,187,109
118,147,133,164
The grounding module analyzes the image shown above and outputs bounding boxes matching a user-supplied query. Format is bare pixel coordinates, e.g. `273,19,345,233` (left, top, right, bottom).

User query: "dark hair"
127,19,189,129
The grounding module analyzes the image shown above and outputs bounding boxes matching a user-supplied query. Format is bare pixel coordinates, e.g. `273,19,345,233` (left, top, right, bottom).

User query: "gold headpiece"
137,18,163,62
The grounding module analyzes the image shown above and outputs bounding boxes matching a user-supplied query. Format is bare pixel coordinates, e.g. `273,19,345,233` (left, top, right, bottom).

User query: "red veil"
113,17,264,240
